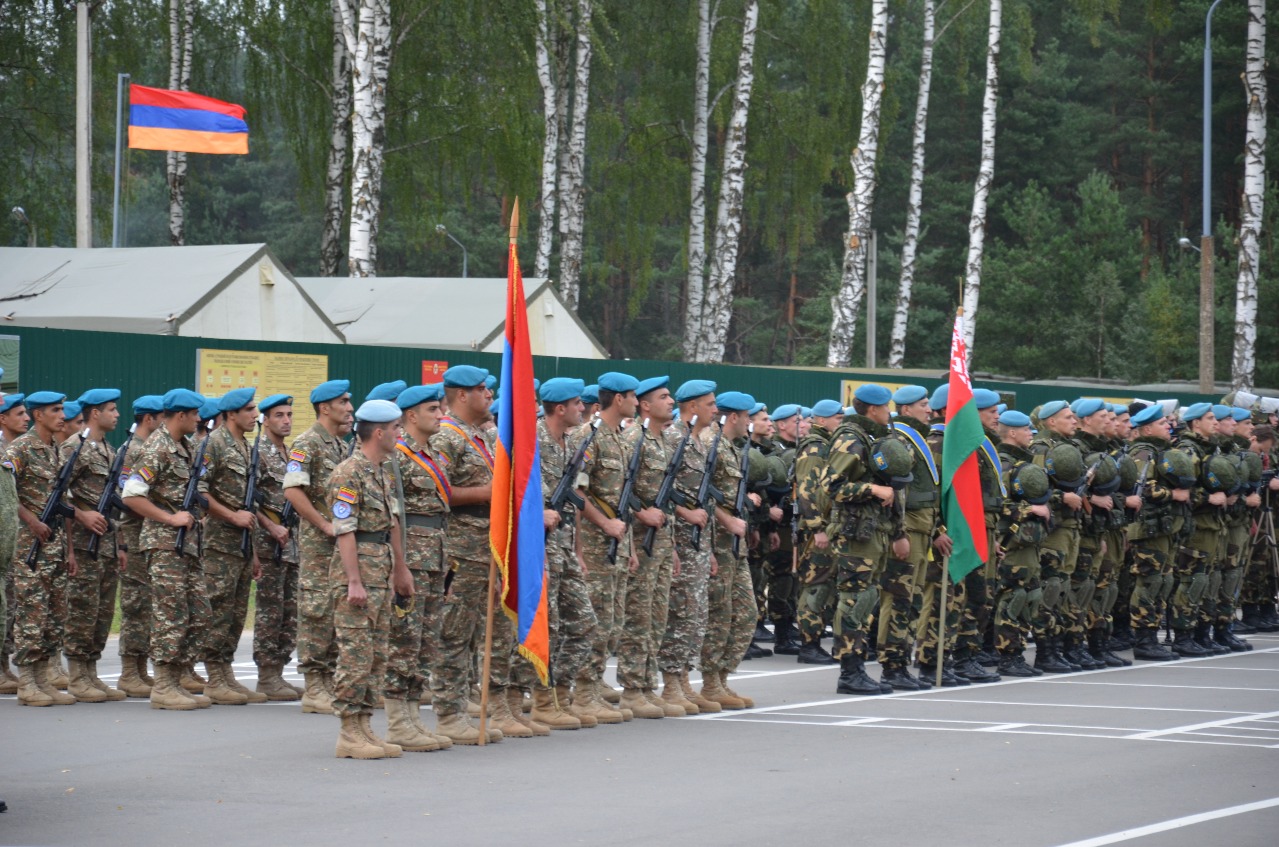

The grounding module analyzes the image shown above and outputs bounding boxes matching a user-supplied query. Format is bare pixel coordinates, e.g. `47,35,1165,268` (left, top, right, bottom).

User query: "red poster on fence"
421,360,449,384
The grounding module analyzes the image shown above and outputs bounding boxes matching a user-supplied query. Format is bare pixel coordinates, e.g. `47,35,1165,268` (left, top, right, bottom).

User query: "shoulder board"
892,421,939,485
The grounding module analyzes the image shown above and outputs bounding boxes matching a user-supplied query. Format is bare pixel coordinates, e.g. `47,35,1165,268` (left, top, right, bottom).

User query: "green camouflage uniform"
1172,430,1223,633
659,423,714,674
915,424,962,667
1074,431,1117,640
994,442,1048,657
60,434,119,663
1240,444,1277,613
955,426,1003,660
117,435,151,661
764,438,799,630
200,426,256,665
1030,431,1084,643
1217,434,1253,629
794,424,836,647
252,438,299,667
1124,435,1184,634
702,426,753,677
577,417,632,684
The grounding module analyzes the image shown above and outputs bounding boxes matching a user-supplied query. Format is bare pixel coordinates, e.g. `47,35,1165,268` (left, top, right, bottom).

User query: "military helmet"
1116,452,1139,493
1010,463,1051,505
870,438,914,489
747,447,772,485
1240,450,1263,487
1044,443,1085,489
765,454,789,488
1203,454,1240,493
1083,452,1121,495
1157,449,1196,489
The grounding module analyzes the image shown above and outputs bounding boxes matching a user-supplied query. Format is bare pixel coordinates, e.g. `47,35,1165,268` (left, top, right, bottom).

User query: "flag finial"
509,197,520,244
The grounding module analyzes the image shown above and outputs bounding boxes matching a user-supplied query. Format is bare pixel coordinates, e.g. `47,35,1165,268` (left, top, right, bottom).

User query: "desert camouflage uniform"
659,422,714,674
61,433,118,662
0,467,17,671
117,435,152,660
253,439,299,666
702,426,753,676
794,424,836,648
577,417,632,684
200,426,256,665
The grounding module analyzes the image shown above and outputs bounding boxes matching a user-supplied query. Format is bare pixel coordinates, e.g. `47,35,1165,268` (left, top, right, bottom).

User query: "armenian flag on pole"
127,84,249,155
940,309,989,582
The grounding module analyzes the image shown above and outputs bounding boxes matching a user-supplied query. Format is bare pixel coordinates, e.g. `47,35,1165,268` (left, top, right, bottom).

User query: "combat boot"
997,653,1039,678
47,651,69,690
0,655,18,695
35,658,75,704
682,671,721,713
1132,629,1177,662
357,713,402,757
16,663,54,706
660,672,698,715
220,664,268,703
203,663,248,705
1089,632,1130,667
434,711,484,745
1194,622,1229,655
531,686,582,729
1232,615,1256,634
255,663,301,701
506,688,550,736
645,688,685,717
149,663,197,711
301,670,335,714
1259,603,1279,632
384,698,441,752
571,678,624,724
335,713,385,759
85,660,126,701
136,656,156,686
600,684,621,706
598,681,632,720
555,684,595,727
719,672,755,708
796,640,838,665
835,654,882,696
66,658,107,703
407,699,452,748
771,618,801,656
179,664,206,694
1171,629,1209,657
486,687,534,738
753,620,774,643
620,688,665,719
700,670,746,709
1032,642,1071,674
880,666,921,691
1213,623,1252,653
1062,635,1102,670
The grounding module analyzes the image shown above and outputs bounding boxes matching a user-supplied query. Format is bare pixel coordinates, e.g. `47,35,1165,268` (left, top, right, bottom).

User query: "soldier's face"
1237,419,1253,440
231,404,258,432
322,394,354,429
415,401,443,435
690,395,718,427
1,406,29,435
725,411,750,439
63,414,83,433
175,409,200,436
1002,425,1033,448
1217,416,1237,437
377,421,399,452
866,403,891,426
1047,410,1077,437
33,404,63,437
1193,413,1218,436
775,415,798,441
617,390,639,418
267,405,293,438
897,399,930,422
641,388,674,424
1112,414,1130,439
798,417,811,437
979,406,999,428
752,412,773,438
94,401,120,433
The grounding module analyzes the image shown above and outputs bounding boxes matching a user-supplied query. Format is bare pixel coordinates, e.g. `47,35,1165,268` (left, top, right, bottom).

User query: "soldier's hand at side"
1209,491,1227,506
683,507,709,528
1090,494,1113,510
1062,492,1083,510
710,555,718,577
543,509,561,531
629,554,640,574
1246,493,1261,508
230,509,257,530
578,555,590,576
252,553,263,581
635,507,665,529
871,484,895,506
672,550,681,576
769,506,784,522
814,531,830,550
725,516,747,538
347,579,368,608
747,492,762,508
933,532,953,557
65,548,78,577
1124,495,1143,511
1172,488,1190,502
117,548,127,572
892,536,910,559
1030,504,1050,519
268,523,289,546
168,511,195,529
602,517,626,541
393,570,414,599
28,519,52,543
77,509,109,536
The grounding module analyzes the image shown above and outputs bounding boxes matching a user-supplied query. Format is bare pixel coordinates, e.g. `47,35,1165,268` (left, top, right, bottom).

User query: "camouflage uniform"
61,434,118,662
0,467,17,672
327,451,397,718
701,426,753,677
283,422,346,677
252,439,299,667
1240,444,1277,620
1100,435,1133,644
659,423,714,674
577,417,632,684
122,427,211,666
994,442,1047,658
794,424,836,648
915,423,962,668
1030,430,1083,645
1124,435,1184,636
117,435,152,661
1172,430,1224,635
764,438,799,634
1217,434,1253,630
200,426,256,665
1074,431,1117,645
954,427,1003,661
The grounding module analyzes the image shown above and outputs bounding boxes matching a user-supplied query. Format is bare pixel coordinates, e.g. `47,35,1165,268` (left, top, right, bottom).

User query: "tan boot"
179,664,205,694
384,698,440,752
48,651,69,690
721,673,754,708
607,683,633,721
684,671,721,713
506,688,550,736
36,658,76,705
16,663,54,706
67,658,107,703
407,699,451,749
149,663,197,711
434,711,483,746
335,713,385,759
220,664,267,703
600,683,621,705
466,697,483,718
645,688,685,717
301,671,335,714
87,660,127,701
661,671,699,715
357,713,402,757
556,684,595,727
571,678,623,725
255,663,301,702
322,670,338,698
621,688,665,719
203,662,249,705
530,686,581,730
420,689,433,706
116,657,152,698
0,655,18,695
137,656,156,686
487,687,534,738
700,669,745,710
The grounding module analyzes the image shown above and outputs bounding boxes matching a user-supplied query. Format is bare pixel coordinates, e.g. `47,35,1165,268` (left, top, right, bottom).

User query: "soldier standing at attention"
763,405,801,657
793,399,844,666
0,391,18,701
1173,404,1232,657
284,379,354,714
329,399,415,760
0,391,26,696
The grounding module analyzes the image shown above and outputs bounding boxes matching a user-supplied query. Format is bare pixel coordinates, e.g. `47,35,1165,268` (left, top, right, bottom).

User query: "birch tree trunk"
556,0,593,310
365,0,392,269
826,0,888,367
534,0,561,280
696,0,759,363
346,0,380,277
960,0,1001,353
888,0,935,369
320,0,354,276
1232,0,1266,391
167,0,195,246
681,0,712,360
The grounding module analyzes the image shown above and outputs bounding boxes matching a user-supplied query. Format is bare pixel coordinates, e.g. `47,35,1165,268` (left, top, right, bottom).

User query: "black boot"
836,655,883,696
954,656,1001,683
1232,611,1257,634
796,639,838,665
1065,634,1103,669
772,618,801,656
918,662,962,688
1258,603,1279,632
1108,620,1134,651
1091,630,1130,667
880,666,921,692
997,652,1040,678
1194,622,1229,655
1213,623,1251,652
940,658,972,686
753,620,775,643
1132,629,1177,661
1172,628,1209,657
1034,638,1072,674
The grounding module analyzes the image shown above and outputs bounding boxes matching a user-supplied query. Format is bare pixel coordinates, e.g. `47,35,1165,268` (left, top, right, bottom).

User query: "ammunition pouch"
1024,587,1044,623
851,585,881,624
1006,587,1029,620
841,504,881,543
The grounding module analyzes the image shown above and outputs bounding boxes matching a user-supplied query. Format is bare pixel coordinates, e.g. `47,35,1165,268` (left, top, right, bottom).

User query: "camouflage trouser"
956,522,998,658
1173,523,1223,631
766,544,798,625
252,547,299,666
748,544,767,622
10,534,67,666
1241,533,1277,605
1113,542,1137,632
0,555,9,664
202,549,253,664
1089,527,1126,634
915,552,962,668
995,546,1042,656
63,544,119,661
702,529,754,676
1215,522,1251,626
147,548,211,665
796,536,836,645
581,528,626,683
1073,534,1105,637
333,583,390,717
384,567,447,699
617,525,673,690
659,522,712,673
832,532,888,661
877,527,930,670
1128,536,1175,632
1033,525,1080,641
118,522,151,659
297,530,338,676
431,554,514,715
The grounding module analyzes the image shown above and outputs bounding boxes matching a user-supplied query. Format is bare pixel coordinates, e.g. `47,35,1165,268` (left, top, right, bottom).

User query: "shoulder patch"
1,460,13,473
290,448,308,463
138,466,154,483
335,486,358,505
286,460,302,473
5,456,19,473
333,501,352,519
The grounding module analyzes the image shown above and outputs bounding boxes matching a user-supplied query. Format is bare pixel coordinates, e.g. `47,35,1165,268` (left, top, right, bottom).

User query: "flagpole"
112,73,130,248
937,300,964,690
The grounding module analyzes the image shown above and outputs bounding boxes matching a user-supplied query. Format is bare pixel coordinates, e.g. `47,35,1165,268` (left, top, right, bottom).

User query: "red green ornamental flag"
940,309,989,582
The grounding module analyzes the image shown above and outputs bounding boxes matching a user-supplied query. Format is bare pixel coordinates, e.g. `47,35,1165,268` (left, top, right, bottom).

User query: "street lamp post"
11,207,36,247
435,224,468,278
1199,0,1225,394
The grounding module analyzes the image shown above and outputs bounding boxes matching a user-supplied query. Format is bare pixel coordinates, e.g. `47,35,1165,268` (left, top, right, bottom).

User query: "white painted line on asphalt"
979,722,1028,732
1124,709,1279,740
898,698,1251,715
833,717,885,727
1158,665,1279,671
1049,796,1279,847
1046,681,1279,692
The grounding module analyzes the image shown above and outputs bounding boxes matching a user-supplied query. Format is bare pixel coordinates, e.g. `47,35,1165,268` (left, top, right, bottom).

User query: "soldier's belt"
261,507,282,524
354,530,391,545
589,494,618,520
404,513,446,530
451,504,489,519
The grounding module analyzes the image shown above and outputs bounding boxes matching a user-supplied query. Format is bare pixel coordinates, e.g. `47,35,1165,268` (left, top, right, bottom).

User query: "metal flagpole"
112,73,130,248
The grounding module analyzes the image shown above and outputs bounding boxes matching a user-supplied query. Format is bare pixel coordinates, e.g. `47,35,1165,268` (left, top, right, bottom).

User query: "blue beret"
310,379,351,404
892,385,928,405
1071,398,1104,418
62,401,82,420
770,404,800,422
853,384,891,406
1211,404,1231,421
162,388,206,412
1038,400,1069,420
199,399,222,420
131,395,164,416
716,391,755,413
674,380,716,403
397,384,444,410
597,372,640,393
365,380,407,403
811,399,844,418
485,375,497,392
1130,404,1164,427
77,388,121,407
999,410,1032,428
635,376,670,398
539,378,585,404
581,384,600,404
749,402,766,416
1232,407,1251,422
973,388,1001,410
218,387,256,412
259,394,292,413
0,393,25,413
354,399,402,424
1110,403,1128,415
533,379,541,393
26,391,66,409
1183,402,1213,422
443,365,488,388
489,400,501,417
928,384,950,412
997,403,1007,414
800,406,813,418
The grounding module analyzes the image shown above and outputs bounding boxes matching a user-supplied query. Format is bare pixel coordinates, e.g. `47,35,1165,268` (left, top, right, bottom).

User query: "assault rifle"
174,421,213,553
689,417,727,551
550,419,600,513
273,499,297,565
240,414,263,559
642,416,697,556
607,418,648,565
731,423,754,558
1125,458,1150,522
87,423,136,560
25,429,88,570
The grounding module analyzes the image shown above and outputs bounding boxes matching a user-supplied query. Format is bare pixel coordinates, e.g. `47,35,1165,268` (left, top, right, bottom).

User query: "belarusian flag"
940,309,988,582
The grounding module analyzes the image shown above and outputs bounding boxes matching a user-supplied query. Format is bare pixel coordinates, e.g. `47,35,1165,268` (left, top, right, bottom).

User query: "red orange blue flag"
128,84,249,155
489,202,550,684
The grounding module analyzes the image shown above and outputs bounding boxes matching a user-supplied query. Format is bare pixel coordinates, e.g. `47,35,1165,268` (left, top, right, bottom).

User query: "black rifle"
273,499,297,565
550,419,600,513
690,416,727,551
174,422,214,553
607,418,648,564
240,414,263,559
25,429,88,570
642,415,697,556
1072,460,1101,514
86,423,136,560
731,423,754,557
1125,456,1151,522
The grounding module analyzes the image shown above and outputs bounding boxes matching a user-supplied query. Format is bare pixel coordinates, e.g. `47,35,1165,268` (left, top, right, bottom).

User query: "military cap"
310,379,351,404
1232,407,1251,422
853,384,891,406
1110,403,1130,415
1182,402,1212,422
0,394,25,413
540,378,585,404
354,399,401,424
199,399,222,420
1071,398,1105,418
1130,404,1164,427
442,365,488,388
749,402,766,417
892,385,928,405
999,410,1032,428
365,380,407,403
77,388,121,407
162,388,205,412
636,376,669,398
928,384,950,411
1211,404,1232,421
1039,400,1070,420
770,404,800,422
598,372,640,393
811,399,843,418
62,401,82,420
218,387,256,412
399,384,443,410
581,384,600,405
25,391,66,409
716,391,756,413
996,403,1008,414
800,406,813,418
132,395,164,416
675,380,716,403
973,388,1001,410
485,375,497,392
258,394,292,413
489,399,501,417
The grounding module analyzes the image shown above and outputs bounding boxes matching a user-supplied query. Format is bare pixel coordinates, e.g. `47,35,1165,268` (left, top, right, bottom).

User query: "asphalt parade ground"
3,632,1278,847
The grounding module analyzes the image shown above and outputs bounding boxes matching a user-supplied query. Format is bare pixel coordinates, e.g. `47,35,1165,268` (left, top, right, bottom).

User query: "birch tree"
695,0,759,362
960,0,1001,352
826,0,888,368
1233,0,1267,391
557,0,593,309
344,0,389,277
320,0,354,276
681,0,713,360
534,0,562,280
365,0,391,268
166,0,196,246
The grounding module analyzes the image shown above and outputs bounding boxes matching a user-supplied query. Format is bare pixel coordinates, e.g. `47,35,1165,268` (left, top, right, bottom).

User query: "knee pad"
851,585,881,625
1042,577,1064,610
1024,587,1044,624
1005,587,1029,621
1187,572,1210,605
1073,577,1096,611
1159,572,1176,602
1207,569,1223,598
1102,583,1119,614
1220,567,1242,600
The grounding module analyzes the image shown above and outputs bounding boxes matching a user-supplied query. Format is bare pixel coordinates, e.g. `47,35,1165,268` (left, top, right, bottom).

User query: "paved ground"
3,632,1278,847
